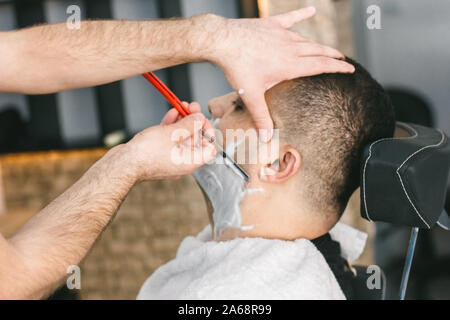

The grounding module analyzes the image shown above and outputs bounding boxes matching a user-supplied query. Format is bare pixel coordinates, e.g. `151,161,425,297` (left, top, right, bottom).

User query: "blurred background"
0,0,449,299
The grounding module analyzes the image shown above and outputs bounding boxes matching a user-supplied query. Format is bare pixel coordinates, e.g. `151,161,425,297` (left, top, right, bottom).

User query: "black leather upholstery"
360,122,450,229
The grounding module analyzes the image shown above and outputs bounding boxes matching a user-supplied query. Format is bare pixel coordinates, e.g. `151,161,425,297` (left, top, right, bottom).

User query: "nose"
208,97,224,119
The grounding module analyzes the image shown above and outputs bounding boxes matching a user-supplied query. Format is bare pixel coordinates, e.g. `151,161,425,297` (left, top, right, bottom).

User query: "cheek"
214,119,234,147
215,114,233,130
214,125,226,148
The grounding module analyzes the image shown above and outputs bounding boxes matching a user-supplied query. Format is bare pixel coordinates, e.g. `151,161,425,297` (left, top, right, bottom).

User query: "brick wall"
0,149,208,299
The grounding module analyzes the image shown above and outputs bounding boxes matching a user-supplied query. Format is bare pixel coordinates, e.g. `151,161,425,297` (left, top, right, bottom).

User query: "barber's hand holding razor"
121,102,216,181
214,7,355,141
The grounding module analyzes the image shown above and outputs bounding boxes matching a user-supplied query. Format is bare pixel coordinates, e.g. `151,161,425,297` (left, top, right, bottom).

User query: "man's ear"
259,146,301,183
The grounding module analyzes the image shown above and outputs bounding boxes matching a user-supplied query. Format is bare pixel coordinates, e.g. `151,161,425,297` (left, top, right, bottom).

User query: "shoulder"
138,236,345,300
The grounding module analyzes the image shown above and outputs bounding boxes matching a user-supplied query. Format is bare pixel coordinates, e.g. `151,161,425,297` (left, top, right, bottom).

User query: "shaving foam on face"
193,119,262,239
211,118,221,127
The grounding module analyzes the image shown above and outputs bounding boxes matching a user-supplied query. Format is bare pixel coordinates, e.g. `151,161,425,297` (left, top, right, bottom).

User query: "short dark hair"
267,58,395,217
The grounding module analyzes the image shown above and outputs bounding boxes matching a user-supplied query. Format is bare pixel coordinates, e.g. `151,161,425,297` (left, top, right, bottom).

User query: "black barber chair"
358,122,450,300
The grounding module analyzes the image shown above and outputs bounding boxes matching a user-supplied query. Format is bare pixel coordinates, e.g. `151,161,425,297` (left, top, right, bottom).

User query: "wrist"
188,13,228,62
93,144,139,188
121,136,160,183
113,144,141,185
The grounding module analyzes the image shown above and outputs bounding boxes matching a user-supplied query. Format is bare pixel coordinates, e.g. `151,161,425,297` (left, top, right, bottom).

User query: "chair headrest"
360,122,450,229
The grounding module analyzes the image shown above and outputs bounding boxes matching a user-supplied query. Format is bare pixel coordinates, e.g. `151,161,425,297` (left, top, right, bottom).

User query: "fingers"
240,90,274,142
181,101,215,139
163,101,216,148
287,31,344,60
172,112,205,135
289,32,313,43
183,101,201,114
170,111,216,141
161,108,180,125
296,42,345,60
271,6,316,29
161,101,202,125
171,112,217,166
202,116,215,139
292,56,355,77
199,140,217,164
288,31,306,42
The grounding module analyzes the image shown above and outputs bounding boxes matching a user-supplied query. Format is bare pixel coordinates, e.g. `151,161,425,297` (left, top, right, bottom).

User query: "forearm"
0,145,135,299
0,15,222,94
0,107,213,300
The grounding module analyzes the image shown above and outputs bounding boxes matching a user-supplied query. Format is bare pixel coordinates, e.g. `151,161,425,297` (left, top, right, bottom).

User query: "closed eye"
234,104,244,112
232,97,245,112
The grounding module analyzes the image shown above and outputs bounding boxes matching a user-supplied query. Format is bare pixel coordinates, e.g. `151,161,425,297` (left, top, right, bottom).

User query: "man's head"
206,58,395,240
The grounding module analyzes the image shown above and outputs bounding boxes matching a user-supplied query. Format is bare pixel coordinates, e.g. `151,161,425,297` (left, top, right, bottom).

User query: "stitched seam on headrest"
437,220,450,231
363,123,419,221
396,129,446,228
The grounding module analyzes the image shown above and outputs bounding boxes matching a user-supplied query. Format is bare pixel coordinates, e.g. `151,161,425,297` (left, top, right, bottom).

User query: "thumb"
241,90,274,142
271,6,316,29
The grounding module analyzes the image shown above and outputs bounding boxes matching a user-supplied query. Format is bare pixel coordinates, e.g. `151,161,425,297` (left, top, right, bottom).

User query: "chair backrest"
360,122,450,229
358,122,450,300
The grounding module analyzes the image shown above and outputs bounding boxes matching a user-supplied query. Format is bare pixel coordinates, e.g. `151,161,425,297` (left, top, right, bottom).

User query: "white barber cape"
137,223,367,300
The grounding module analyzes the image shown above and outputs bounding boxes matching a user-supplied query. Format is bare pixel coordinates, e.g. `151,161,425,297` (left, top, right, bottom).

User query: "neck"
234,186,330,241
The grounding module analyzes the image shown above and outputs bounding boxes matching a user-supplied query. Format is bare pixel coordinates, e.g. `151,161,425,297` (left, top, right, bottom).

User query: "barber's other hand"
122,102,216,181
210,7,355,141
